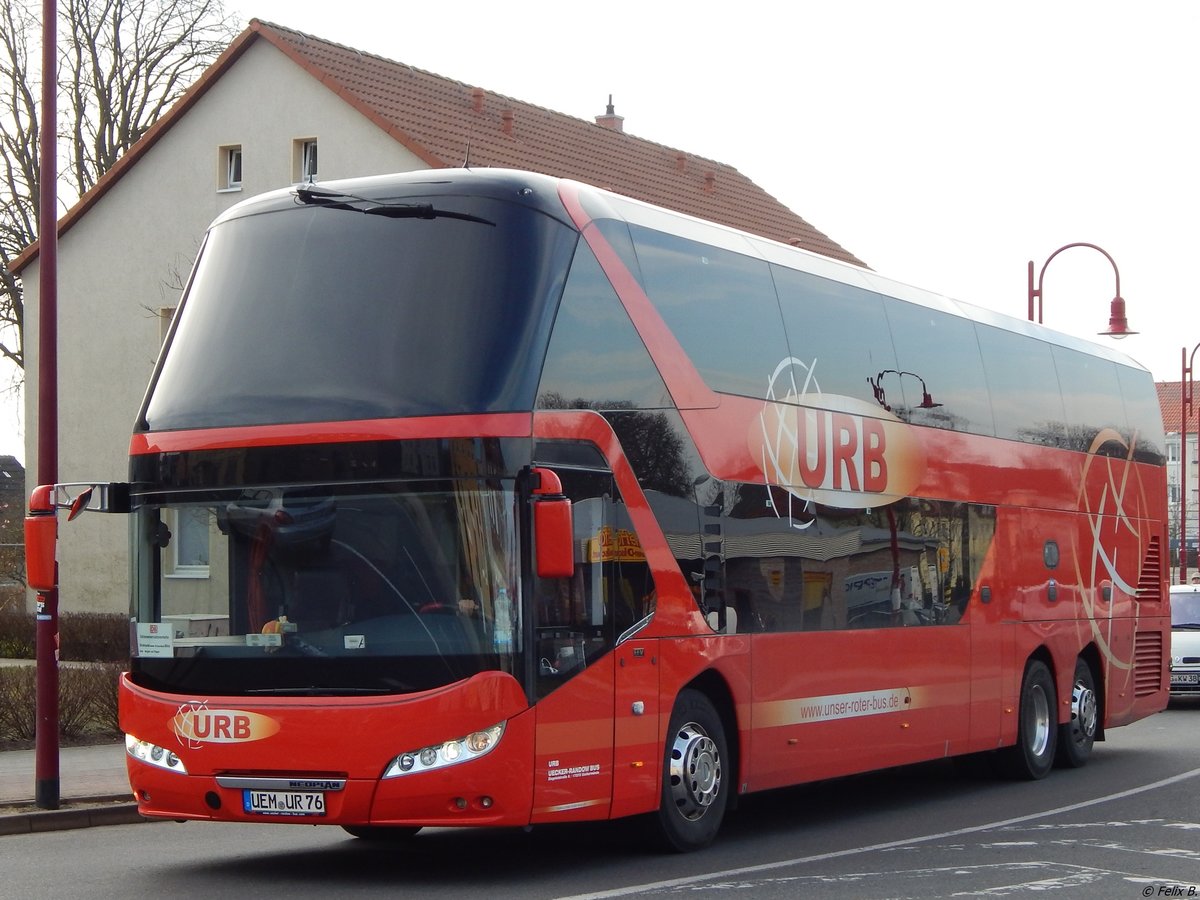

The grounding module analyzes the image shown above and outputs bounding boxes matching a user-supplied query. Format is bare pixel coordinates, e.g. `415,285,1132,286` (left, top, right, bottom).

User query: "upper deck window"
618,222,789,400
142,194,577,431
772,266,897,405
537,241,671,410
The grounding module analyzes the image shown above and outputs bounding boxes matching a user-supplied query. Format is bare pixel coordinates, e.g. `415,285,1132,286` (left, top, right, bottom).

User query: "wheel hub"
668,723,722,821
1071,679,1098,740
1029,683,1052,757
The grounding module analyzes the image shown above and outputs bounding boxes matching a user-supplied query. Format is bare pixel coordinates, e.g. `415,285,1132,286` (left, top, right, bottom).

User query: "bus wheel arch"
997,653,1057,780
1055,652,1101,769
654,679,734,852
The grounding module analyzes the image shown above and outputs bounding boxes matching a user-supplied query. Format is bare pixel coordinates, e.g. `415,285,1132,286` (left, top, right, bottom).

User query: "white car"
1170,584,1200,697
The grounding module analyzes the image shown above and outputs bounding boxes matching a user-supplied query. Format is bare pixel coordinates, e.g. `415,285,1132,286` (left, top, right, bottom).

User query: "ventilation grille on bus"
1135,536,1162,603
1133,630,1164,697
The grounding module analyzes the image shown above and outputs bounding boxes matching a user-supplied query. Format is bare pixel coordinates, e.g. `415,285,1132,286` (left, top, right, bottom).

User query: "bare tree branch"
0,0,238,380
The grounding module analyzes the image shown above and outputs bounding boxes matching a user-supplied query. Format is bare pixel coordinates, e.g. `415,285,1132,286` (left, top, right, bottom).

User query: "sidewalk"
0,741,147,835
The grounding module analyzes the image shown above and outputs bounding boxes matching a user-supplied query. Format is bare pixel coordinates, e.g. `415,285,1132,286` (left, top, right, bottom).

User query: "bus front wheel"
998,658,1057,780
1055,657,1098,769
654,689,729,852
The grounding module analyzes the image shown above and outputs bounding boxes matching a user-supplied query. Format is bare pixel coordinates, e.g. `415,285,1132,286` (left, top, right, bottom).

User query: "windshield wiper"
1173,623,1200,630
294,186,494,225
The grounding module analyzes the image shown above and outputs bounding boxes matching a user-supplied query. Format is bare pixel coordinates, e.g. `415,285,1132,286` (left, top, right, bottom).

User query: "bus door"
530,468,655,824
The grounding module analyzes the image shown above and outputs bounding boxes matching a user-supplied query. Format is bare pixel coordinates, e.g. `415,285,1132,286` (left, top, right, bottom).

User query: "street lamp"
1027,242,1137,338
1182,343,1199,584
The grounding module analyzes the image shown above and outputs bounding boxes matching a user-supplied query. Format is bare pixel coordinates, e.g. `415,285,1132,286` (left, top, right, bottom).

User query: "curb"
0,798,149,836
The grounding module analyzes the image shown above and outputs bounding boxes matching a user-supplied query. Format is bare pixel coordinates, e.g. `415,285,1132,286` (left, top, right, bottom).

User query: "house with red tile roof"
13,20,863,613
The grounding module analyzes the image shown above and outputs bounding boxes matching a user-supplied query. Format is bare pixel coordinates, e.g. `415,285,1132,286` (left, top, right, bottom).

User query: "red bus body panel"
122,671,535,827
112,172,1167,836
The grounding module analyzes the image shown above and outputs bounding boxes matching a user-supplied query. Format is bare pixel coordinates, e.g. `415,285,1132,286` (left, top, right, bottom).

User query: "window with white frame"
220,145,242,190
1167,440,1179,463
168,507,212,577
294,138,318,182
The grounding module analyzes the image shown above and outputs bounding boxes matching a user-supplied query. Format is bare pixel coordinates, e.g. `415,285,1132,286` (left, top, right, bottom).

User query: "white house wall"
23,39,430,613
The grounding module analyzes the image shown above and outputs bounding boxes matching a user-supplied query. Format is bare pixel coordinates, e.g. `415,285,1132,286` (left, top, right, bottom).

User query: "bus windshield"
130,480,522,696
141,191,577,431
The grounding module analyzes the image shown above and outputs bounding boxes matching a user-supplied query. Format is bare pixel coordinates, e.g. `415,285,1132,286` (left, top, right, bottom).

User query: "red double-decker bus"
29,168,1169,851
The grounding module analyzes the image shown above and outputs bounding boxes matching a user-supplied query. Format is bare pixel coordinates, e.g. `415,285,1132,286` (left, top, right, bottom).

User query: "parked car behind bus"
1170,585,1200,697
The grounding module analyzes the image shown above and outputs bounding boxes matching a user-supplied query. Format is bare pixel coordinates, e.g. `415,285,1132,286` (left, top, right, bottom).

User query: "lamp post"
1027,242,1137,338
35,0,60,812
1182,343,1199,584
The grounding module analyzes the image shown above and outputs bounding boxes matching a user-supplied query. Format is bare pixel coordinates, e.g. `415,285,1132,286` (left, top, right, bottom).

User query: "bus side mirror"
531,467,574,579
25,485,58,592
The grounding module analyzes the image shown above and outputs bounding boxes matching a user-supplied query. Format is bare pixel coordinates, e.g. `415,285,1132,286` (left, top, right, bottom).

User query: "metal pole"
1027,260,1038,323
35,0,60,810
1184,345,1199,586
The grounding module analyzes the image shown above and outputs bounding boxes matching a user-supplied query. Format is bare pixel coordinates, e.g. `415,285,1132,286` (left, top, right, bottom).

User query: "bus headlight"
383,723,505,778
125,733,188,775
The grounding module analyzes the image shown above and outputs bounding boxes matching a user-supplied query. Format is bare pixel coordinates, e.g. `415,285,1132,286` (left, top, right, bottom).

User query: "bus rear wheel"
654,689,729,853
1055,657,1098,768
998,658,1057,780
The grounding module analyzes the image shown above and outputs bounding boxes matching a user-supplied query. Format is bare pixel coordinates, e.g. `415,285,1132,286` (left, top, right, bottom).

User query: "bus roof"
214,166,1150,377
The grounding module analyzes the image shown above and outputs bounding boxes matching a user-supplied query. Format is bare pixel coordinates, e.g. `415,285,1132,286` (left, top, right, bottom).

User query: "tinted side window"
1051,347,1128,455
883,298,995,436
773,266,897,404
531,466,654,699
720,486,989,633
538,242,672,410
605,408,709,596
1117,365,1166,464
626,224,788,398
977,325,1067,446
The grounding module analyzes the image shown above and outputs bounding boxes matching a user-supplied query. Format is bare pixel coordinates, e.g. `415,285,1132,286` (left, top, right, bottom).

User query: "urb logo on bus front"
172,700,281,749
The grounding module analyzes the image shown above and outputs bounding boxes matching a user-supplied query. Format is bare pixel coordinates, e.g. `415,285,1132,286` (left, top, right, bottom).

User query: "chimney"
675,152,687,172
704,171,716,193
595,94,624,133
471,87,484,113
501,109,514,135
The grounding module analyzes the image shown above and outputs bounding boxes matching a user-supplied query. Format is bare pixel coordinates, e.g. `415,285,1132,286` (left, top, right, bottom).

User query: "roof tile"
1158,381,1199,434
253,20,866,266
13,20,865,273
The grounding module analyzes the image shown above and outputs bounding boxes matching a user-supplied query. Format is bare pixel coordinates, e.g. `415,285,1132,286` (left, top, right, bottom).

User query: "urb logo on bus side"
752,358,926,510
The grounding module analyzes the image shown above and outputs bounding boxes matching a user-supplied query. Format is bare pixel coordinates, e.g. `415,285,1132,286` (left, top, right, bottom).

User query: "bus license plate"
1170,672,1199,685
243,789,326,817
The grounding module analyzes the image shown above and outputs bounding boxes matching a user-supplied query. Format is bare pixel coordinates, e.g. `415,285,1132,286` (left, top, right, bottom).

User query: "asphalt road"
4,698,1198,900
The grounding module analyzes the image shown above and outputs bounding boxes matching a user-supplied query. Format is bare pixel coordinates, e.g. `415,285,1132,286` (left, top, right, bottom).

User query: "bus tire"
998,659,1057,780
1055,657,1098,769
341,825,422,840
654,688,729,853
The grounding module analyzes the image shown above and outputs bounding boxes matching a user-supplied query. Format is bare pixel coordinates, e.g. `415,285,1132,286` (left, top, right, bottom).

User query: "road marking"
554,765,1200,900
